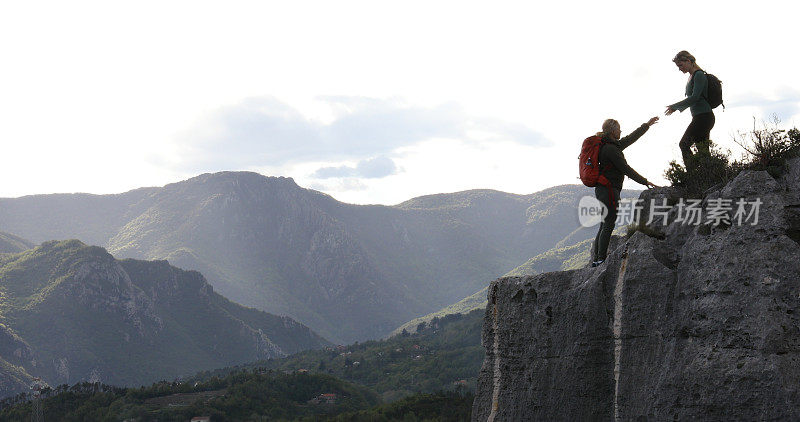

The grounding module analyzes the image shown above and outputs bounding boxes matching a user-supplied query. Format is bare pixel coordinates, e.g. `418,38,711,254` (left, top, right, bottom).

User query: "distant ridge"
0,232,33,254
0,172,634,343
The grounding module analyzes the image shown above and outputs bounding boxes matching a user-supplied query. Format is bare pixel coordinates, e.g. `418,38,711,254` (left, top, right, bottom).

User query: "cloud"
312,165,357,179
356,156,399,178
313,156,399,179
170,96,549,172
309,178,368,193
730,89,800,121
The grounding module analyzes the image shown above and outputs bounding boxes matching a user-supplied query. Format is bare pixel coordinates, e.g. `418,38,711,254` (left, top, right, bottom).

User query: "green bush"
733,116,800,176
664,118,799,196
663,139,740,197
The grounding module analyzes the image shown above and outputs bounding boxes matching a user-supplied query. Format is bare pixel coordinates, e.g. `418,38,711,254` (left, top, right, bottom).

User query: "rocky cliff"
0,325,36,398
472,158,800,421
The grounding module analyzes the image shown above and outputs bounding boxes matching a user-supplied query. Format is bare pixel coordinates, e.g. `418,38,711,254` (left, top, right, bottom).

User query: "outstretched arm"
667,71,708,114
619,116,658,150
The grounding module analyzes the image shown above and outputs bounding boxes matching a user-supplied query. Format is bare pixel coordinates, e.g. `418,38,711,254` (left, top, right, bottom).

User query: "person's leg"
593,186,618,263
595,204,618,261
679,124,695,166
592,221,602,262
694,112,715,157
694,138,710,158
592,185,608,262
680,113,716,165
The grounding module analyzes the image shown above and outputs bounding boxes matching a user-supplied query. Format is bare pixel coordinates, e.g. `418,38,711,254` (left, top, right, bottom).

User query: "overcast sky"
1,1,798,205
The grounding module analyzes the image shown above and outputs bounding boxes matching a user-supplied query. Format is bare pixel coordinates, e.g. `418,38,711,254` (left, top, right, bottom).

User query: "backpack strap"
597,138,607,172
695,70,712,104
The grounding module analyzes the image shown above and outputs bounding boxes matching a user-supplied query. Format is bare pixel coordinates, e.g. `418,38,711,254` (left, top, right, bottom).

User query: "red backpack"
578,136,611,188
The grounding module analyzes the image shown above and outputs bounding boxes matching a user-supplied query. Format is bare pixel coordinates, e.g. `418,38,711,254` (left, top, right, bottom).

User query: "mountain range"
0,172,635,344
0,239,327,397
391,237,599,336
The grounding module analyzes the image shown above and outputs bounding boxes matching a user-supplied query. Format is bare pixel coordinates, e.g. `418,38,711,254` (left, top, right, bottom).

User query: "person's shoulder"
601,141,621,153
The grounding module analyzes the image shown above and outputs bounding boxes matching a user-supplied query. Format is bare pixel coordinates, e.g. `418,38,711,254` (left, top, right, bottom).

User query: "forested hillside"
0,240,327,397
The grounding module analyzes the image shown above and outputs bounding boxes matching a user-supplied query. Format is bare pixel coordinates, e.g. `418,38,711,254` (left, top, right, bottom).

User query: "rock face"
473,158,800,421
0,325,36,397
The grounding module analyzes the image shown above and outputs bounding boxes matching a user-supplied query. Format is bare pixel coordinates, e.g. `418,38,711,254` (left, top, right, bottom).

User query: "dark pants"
592,184,620,262
679,112,715,166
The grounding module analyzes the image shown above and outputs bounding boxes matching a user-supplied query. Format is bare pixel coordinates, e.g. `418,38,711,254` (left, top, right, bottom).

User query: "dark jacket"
599,124,650,191
670,70,712,116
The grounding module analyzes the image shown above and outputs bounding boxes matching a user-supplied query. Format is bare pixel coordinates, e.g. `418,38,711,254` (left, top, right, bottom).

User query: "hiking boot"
591,260,605,267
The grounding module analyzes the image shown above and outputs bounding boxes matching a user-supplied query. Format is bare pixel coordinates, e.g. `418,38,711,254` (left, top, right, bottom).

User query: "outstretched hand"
664,106,675,116
646,182,660,189
646,116,659,126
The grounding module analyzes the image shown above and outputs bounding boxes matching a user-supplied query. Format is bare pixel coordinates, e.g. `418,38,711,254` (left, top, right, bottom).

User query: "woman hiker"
666,50,715,166
591,117,660,267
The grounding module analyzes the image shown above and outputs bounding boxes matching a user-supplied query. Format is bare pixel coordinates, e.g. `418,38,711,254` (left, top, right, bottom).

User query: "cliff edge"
472,158,800,421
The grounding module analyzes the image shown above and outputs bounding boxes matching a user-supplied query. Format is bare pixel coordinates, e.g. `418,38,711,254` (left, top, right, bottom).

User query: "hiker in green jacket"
591,117,659,267
666,50,715,166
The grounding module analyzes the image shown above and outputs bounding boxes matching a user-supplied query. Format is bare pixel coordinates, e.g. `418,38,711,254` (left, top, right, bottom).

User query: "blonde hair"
673,50,703,71
596,119,619,138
